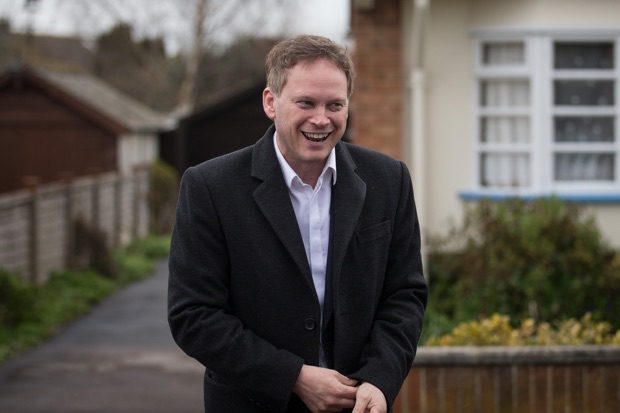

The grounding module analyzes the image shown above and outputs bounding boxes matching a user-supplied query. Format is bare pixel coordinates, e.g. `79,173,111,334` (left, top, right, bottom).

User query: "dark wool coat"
168,125,427,413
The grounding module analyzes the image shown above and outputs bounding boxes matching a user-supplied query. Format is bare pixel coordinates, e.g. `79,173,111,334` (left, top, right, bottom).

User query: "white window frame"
470,29,620,198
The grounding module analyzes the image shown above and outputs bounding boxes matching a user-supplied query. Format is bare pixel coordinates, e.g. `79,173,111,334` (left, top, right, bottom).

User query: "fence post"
90,170,100,230
132,167,143,242
24,176,39,284
62,173,74,269
114,173,122,248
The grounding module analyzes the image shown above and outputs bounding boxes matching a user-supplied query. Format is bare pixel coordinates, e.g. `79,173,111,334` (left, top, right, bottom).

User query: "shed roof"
37,68,172,133
0,65,172,133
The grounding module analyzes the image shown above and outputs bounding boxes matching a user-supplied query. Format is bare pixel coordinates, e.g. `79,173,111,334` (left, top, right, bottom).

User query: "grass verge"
0,235,170,364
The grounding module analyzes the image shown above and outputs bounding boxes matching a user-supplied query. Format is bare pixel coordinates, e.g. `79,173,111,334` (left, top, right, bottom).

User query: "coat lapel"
330,143,366,308
251,127,312,284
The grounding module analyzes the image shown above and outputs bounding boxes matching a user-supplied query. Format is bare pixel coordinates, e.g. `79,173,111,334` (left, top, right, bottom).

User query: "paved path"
0,260,204,413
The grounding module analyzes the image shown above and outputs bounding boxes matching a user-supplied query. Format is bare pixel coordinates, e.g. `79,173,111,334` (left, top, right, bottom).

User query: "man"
168,34,427,413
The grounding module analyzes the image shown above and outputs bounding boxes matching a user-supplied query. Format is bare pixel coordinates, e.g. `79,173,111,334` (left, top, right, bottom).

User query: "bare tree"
1,0,300,112
175,0,207,115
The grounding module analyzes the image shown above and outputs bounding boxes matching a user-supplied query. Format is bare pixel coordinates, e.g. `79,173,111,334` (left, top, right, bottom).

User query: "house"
349,0,620,247
0,65,170,193
160,78,273,175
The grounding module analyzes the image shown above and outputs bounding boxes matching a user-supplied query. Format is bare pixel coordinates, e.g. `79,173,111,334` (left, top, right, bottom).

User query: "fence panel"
0,170,150,283
36,184,68,283
0,191,31,276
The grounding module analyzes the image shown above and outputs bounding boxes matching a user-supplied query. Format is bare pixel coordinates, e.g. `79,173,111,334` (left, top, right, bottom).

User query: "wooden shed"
0,65,170,194
160,79,272,175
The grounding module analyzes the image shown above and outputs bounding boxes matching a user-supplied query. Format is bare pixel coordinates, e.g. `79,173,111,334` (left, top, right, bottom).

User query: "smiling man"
168,35,427,413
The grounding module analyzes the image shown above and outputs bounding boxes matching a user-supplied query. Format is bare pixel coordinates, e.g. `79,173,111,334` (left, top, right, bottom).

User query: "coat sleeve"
349,161,428,408
167,166,304,413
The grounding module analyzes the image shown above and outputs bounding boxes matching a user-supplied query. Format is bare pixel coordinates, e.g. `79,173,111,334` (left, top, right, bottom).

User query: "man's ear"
262,88,276,120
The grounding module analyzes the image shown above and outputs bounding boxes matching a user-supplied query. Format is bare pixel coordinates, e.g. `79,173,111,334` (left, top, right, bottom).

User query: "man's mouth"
302,132,331,143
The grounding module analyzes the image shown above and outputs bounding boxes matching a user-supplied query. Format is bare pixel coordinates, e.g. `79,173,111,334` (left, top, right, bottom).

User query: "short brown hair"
265,34,355,98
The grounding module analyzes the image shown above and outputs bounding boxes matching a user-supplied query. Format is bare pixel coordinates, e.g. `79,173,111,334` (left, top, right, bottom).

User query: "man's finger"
351,396,369,413
338,383,358,400
340,376,359,387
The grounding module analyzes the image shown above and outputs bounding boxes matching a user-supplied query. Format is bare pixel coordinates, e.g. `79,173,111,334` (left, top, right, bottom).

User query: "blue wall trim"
458,192,620,204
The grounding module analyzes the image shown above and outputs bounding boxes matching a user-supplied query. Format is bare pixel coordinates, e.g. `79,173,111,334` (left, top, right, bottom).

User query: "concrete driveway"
0,260,204,413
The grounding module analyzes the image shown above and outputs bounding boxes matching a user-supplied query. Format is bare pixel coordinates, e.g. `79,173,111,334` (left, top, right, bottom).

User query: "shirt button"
304,318,316,331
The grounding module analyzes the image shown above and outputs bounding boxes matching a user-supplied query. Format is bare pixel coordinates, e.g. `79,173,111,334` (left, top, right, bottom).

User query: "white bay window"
471,31,620,197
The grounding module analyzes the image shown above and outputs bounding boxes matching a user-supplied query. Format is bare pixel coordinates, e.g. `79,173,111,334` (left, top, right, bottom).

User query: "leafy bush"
114,235,171,281
72,217,117,279
426,197,620,334
0,270,38,327
426,313,620,346
125,235,171,259
149,160,179,235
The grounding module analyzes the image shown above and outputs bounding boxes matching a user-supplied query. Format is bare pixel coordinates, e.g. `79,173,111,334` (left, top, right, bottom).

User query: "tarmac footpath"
0,260,204,413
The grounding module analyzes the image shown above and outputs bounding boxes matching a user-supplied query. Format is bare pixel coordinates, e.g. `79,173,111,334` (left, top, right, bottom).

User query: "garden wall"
394,346,620,413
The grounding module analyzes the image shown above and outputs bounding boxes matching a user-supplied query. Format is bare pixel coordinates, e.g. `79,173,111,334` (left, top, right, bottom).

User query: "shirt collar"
273,132,337,189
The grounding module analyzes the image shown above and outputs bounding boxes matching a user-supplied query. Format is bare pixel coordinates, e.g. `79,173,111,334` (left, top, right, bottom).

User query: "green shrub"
0,270,38,327
72,217,117,279
125,235,171,259
426,197,620,332
149,159,179,235
426,313,620,346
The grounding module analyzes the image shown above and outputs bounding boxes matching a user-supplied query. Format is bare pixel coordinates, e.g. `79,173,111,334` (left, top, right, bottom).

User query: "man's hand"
352,382,387,413
293,365,358,413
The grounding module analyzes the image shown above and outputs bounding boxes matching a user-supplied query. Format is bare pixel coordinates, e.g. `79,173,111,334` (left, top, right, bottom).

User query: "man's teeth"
303,132,330,142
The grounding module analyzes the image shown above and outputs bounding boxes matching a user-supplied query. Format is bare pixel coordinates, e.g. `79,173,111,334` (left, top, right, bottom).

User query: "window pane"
554,42,614,69
554,153,615,181
480,153,530,187
554,117,614,142
481,79,529,107
481,117,530,143
483,42,525,66
554,80,614,106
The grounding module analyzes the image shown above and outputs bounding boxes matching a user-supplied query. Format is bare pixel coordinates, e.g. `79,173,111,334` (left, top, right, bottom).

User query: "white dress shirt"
274,134,336,366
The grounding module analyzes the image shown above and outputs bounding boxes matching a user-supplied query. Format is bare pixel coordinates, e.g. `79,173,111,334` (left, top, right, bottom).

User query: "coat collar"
251,125,367,296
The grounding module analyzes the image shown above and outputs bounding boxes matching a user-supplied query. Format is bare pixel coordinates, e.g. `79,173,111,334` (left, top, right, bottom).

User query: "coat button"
304,318,316,331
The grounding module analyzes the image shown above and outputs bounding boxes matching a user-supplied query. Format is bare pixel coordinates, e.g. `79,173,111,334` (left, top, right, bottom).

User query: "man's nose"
310,106,330,127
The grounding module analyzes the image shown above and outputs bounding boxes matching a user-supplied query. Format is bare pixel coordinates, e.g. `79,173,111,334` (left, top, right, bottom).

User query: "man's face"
263,59,349,181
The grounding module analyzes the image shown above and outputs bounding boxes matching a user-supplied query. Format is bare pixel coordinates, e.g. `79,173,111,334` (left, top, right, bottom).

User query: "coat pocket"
355,220,391,244
204,370,264,412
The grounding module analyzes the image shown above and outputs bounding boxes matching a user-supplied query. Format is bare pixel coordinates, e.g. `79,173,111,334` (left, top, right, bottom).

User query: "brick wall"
350,0,404,159
394,346,620,413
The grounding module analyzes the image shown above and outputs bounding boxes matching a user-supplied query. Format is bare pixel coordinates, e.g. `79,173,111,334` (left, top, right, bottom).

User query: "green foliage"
148,160,179,235
0,235,170,364
37,270,117,329
426,197,620,336
426,313,620,346
72,217,117,279
125,235,172,260
0,270,38,327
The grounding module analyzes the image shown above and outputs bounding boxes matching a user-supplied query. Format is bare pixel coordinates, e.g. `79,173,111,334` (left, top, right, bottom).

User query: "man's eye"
297,101,313,108
328,103,345,111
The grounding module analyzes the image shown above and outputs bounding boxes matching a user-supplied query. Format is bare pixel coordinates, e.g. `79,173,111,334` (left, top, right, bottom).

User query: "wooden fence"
0,170,149,283
394,345,620,413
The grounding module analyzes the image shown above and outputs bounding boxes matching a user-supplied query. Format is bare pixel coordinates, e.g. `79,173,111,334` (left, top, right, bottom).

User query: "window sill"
459,191,620,204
